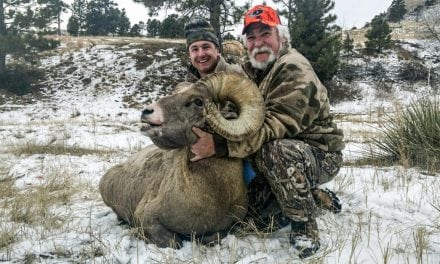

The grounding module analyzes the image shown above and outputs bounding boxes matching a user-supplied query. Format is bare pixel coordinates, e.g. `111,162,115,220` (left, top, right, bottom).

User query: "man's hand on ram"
190,127,216,161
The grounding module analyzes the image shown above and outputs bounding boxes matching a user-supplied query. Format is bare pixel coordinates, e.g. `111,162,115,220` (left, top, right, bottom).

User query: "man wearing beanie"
184,17,242,81
189,4,345,259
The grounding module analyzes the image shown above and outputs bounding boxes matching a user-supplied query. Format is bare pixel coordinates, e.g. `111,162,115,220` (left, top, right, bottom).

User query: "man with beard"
190,4,345,258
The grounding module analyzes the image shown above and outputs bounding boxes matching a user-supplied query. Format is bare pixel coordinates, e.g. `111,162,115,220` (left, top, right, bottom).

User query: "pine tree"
388,0,406,23
0,0,59,70
67,16,80,35
35,0,69,35
67,0,88,36
129,23,142,37
85,0,116,35
365,13,392,53
133,0,247,41
116,9,131,36
342,32,354,59
0,0,59,93
84,0,130,36
160,14,186,38
278,0,341,81
146,18,161,38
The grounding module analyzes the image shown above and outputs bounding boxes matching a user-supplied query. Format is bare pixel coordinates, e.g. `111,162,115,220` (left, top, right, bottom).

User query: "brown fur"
99,72,264,248
99,145,247,247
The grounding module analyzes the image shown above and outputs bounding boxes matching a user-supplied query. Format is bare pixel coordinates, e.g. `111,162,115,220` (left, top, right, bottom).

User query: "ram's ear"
197,72,265,141
172,82,192,94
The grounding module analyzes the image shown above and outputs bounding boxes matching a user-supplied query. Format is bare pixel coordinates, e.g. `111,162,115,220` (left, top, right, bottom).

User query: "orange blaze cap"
242,5,281,34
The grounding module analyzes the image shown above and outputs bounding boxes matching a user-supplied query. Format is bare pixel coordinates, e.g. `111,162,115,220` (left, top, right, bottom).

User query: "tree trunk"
209,0,222,42
0,0,6,73
57,12,62,35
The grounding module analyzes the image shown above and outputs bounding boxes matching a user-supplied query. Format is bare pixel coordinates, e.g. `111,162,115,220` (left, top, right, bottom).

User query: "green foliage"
341,32,354,57
0,1,60,76
324,78,362,104
66,16,80,36
223,32,237,40
159,14,186,38
129,23,142,37
146,18,161,38
0,34,27,55
84,0,131,36
35,0,69,35
0,64,45,95
133,0,246,38
370,98,440,172
68,0,88,36
25,34,60,52
388,0,406,23
281,0,342,81
116,9,131,35
365,13,392,53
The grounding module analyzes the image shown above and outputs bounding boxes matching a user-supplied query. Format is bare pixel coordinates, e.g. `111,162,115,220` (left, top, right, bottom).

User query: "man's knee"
312,149,343,185
256,139,318,183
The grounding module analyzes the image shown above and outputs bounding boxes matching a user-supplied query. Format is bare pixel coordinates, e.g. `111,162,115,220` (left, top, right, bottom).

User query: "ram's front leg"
133,202,182,248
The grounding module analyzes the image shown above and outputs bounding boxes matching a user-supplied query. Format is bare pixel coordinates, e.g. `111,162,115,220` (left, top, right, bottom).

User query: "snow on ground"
0,39,439,263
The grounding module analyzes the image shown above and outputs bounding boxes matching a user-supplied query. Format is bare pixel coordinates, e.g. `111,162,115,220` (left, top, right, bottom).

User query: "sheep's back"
99,145,169,223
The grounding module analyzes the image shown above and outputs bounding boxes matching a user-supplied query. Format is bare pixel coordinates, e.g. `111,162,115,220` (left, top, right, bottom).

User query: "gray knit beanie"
184,17,220,49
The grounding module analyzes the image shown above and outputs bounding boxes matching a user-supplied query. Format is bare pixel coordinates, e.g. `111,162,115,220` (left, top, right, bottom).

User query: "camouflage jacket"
186,56,244,82
226,47,345,158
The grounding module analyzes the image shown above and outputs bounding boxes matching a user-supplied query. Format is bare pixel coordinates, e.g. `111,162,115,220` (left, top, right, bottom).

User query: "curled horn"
195,72,265,141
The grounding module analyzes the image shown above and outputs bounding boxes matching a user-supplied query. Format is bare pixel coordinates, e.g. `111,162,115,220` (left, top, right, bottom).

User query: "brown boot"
290,219,320,258
312,188,342,214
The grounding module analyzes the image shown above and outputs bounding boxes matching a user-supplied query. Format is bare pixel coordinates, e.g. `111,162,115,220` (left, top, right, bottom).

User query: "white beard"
249,46,276,70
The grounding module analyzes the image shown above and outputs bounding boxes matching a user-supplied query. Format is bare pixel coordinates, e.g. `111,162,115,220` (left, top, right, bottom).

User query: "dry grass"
369,99,440,172
10,142,117,156
6,170,77,227
43,35,185,53
0,223,18,249
0,171,85,258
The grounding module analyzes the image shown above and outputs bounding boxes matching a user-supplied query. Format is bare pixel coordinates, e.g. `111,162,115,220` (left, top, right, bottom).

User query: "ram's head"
141,72,264,149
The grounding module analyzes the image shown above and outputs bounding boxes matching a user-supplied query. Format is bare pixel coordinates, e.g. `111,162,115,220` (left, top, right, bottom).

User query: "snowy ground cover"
0,38,439,263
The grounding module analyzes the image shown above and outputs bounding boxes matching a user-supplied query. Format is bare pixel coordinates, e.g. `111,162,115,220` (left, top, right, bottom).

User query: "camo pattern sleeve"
227,48,345,158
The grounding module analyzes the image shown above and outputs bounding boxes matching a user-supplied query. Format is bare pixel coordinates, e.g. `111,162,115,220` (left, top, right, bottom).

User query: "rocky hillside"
404,0,426,11
0,3,438,116
348,1,439,45
335,1,439,107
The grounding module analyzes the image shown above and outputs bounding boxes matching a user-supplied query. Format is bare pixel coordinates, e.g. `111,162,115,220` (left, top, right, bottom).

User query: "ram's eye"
194,98,204,107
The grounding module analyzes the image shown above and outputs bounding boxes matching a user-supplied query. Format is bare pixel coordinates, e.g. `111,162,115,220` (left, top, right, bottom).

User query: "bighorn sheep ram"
99,72,264,248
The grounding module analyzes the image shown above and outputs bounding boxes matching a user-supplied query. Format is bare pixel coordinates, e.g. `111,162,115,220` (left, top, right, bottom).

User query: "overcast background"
62,0,393,33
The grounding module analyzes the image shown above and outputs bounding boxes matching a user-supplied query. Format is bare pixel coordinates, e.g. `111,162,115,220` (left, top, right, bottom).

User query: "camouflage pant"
247,139,343,224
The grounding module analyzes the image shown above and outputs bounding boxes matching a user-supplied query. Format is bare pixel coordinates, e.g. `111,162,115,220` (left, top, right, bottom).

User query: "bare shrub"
398,61,429,82
325,79,363,104
368,62,388,81
376,79,394,95
338,63,363,82
422,7,440,41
